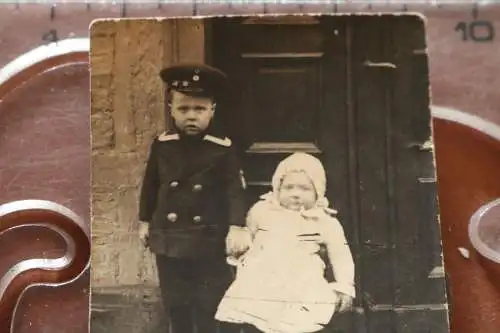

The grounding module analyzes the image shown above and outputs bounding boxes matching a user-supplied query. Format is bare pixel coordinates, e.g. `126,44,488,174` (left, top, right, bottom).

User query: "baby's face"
278,171,317,211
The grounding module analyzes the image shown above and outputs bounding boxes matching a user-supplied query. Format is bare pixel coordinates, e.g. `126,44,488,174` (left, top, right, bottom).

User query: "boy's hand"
335,292,354,313
226,226,252,256
138,222,150,247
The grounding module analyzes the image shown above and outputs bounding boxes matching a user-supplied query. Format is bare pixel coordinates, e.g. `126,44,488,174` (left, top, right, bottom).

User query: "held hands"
225,226,252,257
138,221,150,248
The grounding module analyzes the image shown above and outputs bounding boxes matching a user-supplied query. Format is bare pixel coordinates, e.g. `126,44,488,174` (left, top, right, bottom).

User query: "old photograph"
90,15,449,333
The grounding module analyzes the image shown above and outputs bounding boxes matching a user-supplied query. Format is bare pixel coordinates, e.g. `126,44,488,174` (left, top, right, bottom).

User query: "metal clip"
407,139,434,151
412,49,427,55
418,177,436,184
363,60,397,69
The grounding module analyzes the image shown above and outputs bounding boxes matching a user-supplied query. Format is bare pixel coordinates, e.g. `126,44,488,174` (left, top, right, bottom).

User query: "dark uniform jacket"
138,130,248,260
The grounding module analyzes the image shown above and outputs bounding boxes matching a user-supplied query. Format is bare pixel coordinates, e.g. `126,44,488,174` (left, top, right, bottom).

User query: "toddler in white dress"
215,153,356,333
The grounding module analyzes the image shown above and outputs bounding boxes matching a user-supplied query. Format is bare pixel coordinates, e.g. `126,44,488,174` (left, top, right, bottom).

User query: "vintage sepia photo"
90,14,450,333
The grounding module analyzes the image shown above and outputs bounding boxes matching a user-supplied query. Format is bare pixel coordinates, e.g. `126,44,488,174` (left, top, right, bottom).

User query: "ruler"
1,1,497,45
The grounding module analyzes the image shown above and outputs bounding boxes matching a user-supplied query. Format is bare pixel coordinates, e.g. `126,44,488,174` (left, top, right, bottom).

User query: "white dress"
215,200,348,333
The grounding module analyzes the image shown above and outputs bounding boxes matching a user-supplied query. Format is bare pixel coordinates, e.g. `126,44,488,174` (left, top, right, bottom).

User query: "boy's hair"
166,89,216,104
166,89,217,113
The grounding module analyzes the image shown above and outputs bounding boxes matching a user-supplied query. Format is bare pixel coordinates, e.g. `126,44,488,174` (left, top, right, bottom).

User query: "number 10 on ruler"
455,20,495,42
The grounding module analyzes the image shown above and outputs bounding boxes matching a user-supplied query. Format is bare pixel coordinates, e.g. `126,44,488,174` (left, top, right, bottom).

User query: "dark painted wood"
389,16,447,306
351,16,395,311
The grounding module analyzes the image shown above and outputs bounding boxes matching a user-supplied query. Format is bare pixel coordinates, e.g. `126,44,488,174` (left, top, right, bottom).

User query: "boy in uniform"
138,63,251,333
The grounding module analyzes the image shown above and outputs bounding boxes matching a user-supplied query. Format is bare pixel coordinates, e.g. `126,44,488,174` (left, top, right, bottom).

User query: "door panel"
241,56,323,193
245,58,321,142
237,19,324,54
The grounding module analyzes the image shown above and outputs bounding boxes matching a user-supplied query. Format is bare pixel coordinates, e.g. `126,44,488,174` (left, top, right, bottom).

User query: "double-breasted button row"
166,213,202,224
169,180,203,192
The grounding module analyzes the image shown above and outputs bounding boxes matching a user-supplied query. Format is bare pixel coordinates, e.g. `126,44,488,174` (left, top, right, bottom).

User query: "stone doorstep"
91,285,162,313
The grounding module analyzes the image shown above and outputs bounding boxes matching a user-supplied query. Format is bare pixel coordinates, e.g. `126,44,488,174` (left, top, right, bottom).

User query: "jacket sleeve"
138,140,159,223
224,147,248,227
322,216,356,298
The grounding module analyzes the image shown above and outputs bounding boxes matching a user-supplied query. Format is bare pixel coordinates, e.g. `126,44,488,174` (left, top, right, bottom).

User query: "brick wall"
90,18,205,289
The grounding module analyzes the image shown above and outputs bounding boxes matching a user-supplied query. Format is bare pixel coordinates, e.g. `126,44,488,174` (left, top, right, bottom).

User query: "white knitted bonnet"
264,152,337,215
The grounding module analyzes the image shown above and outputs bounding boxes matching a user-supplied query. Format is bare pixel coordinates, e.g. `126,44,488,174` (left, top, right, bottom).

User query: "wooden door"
209,15,449,333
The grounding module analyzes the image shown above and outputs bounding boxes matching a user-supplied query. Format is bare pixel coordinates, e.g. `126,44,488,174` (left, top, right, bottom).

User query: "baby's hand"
335,292,354,313
225,226,252,256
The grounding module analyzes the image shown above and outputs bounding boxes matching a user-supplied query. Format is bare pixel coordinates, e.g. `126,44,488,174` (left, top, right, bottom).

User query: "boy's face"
170,90,215,136
278,171,317,211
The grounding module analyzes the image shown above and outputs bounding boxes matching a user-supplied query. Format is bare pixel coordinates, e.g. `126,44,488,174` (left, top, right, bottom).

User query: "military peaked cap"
159,63,228,99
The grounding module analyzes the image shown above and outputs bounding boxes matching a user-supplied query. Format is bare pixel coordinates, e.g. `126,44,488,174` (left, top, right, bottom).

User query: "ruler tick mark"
121,3,127,18
50,4,56,21
472,3,479,19
191,0,197,16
